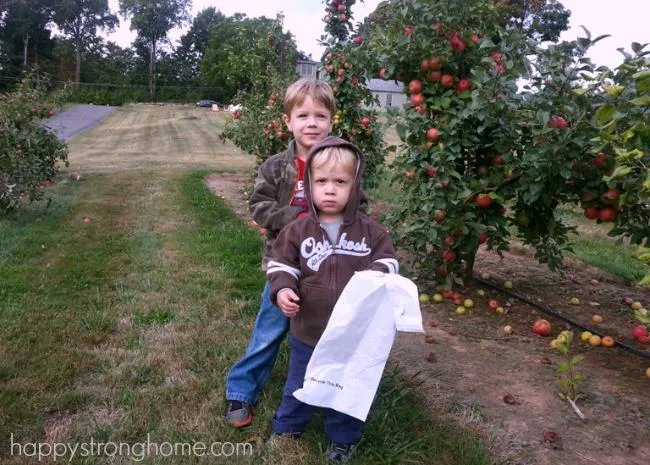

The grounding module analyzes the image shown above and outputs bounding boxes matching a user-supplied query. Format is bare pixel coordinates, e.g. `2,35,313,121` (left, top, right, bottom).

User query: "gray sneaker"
327,443,356,463
225,400,253,427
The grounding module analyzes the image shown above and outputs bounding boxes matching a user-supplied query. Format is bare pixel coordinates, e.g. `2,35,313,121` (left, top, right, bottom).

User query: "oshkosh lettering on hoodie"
267,137,398,346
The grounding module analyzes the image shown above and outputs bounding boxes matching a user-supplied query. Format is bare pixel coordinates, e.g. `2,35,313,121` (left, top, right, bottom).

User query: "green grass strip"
177,173,492,465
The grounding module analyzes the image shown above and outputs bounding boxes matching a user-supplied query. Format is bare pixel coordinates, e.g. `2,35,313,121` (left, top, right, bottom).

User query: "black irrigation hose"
473,275,650,361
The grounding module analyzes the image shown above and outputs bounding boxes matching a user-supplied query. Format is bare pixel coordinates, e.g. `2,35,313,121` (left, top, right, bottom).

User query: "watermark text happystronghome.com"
9,433,254,462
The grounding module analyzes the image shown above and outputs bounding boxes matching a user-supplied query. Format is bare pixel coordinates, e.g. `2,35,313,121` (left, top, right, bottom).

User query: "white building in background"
296,59,320,79
366,79,406,110
295,59,407,111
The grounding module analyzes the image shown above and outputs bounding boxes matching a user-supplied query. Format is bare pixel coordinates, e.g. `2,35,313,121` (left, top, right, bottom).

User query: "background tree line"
0,0,302,105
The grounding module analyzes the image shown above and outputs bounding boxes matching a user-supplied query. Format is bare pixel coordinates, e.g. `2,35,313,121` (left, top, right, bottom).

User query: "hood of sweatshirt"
303,136,366,225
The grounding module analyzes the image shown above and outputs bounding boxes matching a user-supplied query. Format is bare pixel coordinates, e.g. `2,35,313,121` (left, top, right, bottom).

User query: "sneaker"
225,400,253,427
327,443,356,463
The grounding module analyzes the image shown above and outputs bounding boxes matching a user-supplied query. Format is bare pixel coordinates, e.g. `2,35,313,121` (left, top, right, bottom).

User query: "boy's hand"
277,289,300,317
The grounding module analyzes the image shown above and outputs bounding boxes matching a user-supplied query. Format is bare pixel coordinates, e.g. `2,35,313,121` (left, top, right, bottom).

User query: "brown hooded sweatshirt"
266,136,399,347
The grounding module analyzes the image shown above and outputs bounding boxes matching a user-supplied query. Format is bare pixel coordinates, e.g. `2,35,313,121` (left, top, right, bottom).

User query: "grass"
559,207,648,282
0,106,493,464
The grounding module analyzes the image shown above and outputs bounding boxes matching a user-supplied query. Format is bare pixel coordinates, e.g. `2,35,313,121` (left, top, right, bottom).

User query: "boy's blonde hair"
284,78,336,116
311,146,357,175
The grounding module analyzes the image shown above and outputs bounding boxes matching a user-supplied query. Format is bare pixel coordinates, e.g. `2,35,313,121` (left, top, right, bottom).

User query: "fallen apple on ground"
476,289,486,297
532,319,552,337
568,297,580,305
503,325,513,334
433,293,443,302
631,302,643,310
463,299,474,308
592,314,604,324
455,306,466,315
504,280,513,289
601,336,615,348
580,331,592,341
419,294,430,303
496,306,505,314
588,335,602,346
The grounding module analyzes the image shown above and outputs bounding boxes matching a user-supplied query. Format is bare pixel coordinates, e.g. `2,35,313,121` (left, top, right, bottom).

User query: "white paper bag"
293,270,423,421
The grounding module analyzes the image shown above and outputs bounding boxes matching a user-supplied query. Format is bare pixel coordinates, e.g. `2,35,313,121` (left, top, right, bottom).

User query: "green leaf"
604,165,632,181
571,355,585,365
638,275,650,287
595,104,616,125
629,96,650,106
479,39,495,50
633,70,650,80
556,363,570,373
537,110,550,126
593,34,612,44
579,26,592,40
603,85,625,96
396,123,407,141
631,42,643,53
572,88,588,96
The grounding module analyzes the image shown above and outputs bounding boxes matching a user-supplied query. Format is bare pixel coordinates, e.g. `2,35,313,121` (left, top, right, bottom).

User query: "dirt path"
205,171,650,465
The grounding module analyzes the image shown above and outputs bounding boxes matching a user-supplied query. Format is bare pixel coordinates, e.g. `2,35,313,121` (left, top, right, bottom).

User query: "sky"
106,0,650,69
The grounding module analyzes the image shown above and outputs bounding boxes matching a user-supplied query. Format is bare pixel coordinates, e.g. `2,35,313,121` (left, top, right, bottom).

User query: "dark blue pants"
272,334,364,444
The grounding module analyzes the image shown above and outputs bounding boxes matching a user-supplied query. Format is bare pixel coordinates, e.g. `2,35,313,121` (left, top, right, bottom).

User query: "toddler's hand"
277,289,300,317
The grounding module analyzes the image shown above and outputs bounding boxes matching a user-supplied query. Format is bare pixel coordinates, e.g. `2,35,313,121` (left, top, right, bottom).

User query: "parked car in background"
196,99,223,108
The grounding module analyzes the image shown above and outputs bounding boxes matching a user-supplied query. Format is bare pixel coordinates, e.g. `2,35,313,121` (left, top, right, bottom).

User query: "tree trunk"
74,47,81,95
149,41,157,102
22,33,30,67
461,246,478,285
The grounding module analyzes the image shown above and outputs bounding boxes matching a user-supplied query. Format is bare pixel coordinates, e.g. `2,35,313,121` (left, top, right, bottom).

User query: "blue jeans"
273,335,364,445
226,282,290,404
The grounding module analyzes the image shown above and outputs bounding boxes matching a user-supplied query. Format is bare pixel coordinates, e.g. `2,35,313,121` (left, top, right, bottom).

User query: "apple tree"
363,0,647,286
589,44,650,286
320,0,388,188
1,74,70,214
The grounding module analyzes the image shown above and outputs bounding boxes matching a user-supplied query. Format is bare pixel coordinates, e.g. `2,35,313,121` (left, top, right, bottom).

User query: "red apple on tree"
353,36,363,45
408,79,423,94
426,127,440,142
426,165,437,178
598,207,617,222
428,71,442,82
441,74,454,88
404,25,414,36
492,154,505,165
411,93,425,106
360,117,370,127
475,194,492,207
457,79,471,93
434,210,447,222
549,116,568,129
601,189,620,205
593,153,609,169
442,249,456,262
583,207,599,220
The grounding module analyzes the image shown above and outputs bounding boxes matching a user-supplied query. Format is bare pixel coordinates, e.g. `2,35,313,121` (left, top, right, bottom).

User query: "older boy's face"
283,96,332,158
310,161,354,222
